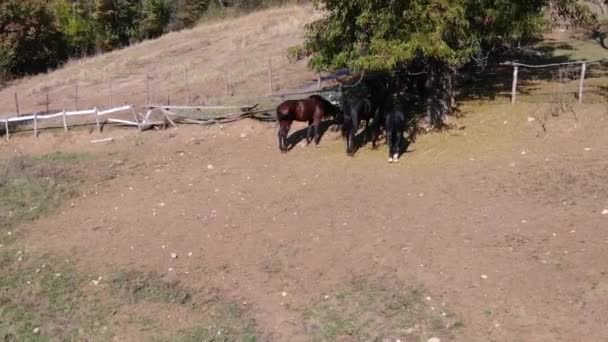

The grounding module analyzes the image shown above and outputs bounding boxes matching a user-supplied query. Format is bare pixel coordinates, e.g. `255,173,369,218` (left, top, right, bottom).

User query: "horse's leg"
278,121,286,153
306,120,313,145
348,127,355,156
313,116,322,147
393,128,402,163
280,120,292,153
372,119,379,149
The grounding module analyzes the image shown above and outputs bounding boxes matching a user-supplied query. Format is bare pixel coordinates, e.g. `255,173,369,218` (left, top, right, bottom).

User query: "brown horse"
276,95,341,153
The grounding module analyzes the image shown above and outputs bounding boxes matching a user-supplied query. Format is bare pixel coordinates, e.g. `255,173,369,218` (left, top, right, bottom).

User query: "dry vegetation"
0,5,321,118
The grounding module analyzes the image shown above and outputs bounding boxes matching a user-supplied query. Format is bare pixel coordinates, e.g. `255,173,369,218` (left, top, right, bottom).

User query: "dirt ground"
2,100,608,341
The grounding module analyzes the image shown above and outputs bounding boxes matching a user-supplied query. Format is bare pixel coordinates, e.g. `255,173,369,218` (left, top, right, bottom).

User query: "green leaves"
299,0,584,72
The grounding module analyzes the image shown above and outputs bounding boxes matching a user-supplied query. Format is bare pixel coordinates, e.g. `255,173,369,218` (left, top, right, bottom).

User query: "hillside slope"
0,5,320,118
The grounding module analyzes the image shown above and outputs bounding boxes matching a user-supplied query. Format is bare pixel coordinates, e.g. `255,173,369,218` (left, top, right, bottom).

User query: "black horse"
341,97,382,156
381,75,406,163
384,104,406,163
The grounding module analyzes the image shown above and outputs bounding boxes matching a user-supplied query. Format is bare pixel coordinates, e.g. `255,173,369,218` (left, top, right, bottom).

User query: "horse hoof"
315,145,320,149
388,158,394,163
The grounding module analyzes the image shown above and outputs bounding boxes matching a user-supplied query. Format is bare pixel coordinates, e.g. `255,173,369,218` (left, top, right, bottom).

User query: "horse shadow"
286,120,336,151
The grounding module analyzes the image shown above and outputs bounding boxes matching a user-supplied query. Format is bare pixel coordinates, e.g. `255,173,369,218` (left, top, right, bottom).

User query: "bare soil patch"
1,100,606,341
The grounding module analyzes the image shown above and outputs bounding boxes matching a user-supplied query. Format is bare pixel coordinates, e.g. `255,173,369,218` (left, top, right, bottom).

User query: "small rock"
168,268,174,272
427,338,441,342
281,291,288,297
527,117,535,122
481,274,488,279
240,133,247,138
188,252,193,257
33,327,40,334
602,209,608,216
520,151,527,155
170,253,178,259
207,164,214,170
54,273,61,278
584,147,592,151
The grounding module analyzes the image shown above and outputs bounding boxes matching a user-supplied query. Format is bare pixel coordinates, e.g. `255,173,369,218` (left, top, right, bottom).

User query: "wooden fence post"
511,66,518,104
14,92,20,116
75,80,79,110
184,66,190,105
317,74,322,90
94,107,101,133
268,57,273,94
33,112,38,139
131,106,142,132
4,120,9,141
224,71,229,97
146,74,151,106
62,109,68,133
578,62,587,104
109,75,113,108
45,87,50,113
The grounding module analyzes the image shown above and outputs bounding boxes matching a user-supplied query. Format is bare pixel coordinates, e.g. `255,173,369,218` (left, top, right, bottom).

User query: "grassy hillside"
0,5,320,118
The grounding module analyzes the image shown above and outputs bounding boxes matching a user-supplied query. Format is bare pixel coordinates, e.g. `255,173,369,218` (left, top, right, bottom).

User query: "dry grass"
0,5,321,118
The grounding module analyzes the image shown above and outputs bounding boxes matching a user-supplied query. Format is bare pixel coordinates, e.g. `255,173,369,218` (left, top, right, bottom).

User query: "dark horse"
384,103,406,163
341,97,382,156
276,95,340,153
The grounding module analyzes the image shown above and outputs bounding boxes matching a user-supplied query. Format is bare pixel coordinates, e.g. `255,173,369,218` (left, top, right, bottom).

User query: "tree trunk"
424,58,453,128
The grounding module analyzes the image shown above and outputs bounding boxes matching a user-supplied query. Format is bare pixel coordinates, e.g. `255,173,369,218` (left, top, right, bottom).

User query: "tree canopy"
299,0,586,72
293,0,589,126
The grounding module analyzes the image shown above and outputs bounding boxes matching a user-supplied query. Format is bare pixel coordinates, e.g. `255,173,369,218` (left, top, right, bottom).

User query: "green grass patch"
0,152,259,340
0,249,113,341
303,277,462,342
109,271,193,305
110,270,260,341
0,152,88,235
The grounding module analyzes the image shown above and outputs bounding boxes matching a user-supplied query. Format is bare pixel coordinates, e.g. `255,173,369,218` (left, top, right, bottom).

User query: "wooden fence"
1,103,277,142
503,59,608,105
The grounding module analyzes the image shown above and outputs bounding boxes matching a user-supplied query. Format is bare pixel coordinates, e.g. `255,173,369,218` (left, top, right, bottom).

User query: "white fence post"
578,62,587,105
33,113,38,139
4,120,9,141
511,66,518,105
62,109,68,133
94,107,101,133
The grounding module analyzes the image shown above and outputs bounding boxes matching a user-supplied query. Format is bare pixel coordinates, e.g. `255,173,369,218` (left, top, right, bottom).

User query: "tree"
295,0,586,127
138,0,172,39
169,0,209,30
54,0,98,56
93,0,141,50
0,0,67,78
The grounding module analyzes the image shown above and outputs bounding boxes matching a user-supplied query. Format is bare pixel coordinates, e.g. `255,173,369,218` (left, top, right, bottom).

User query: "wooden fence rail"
2,105,135,141
502,58,608,105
